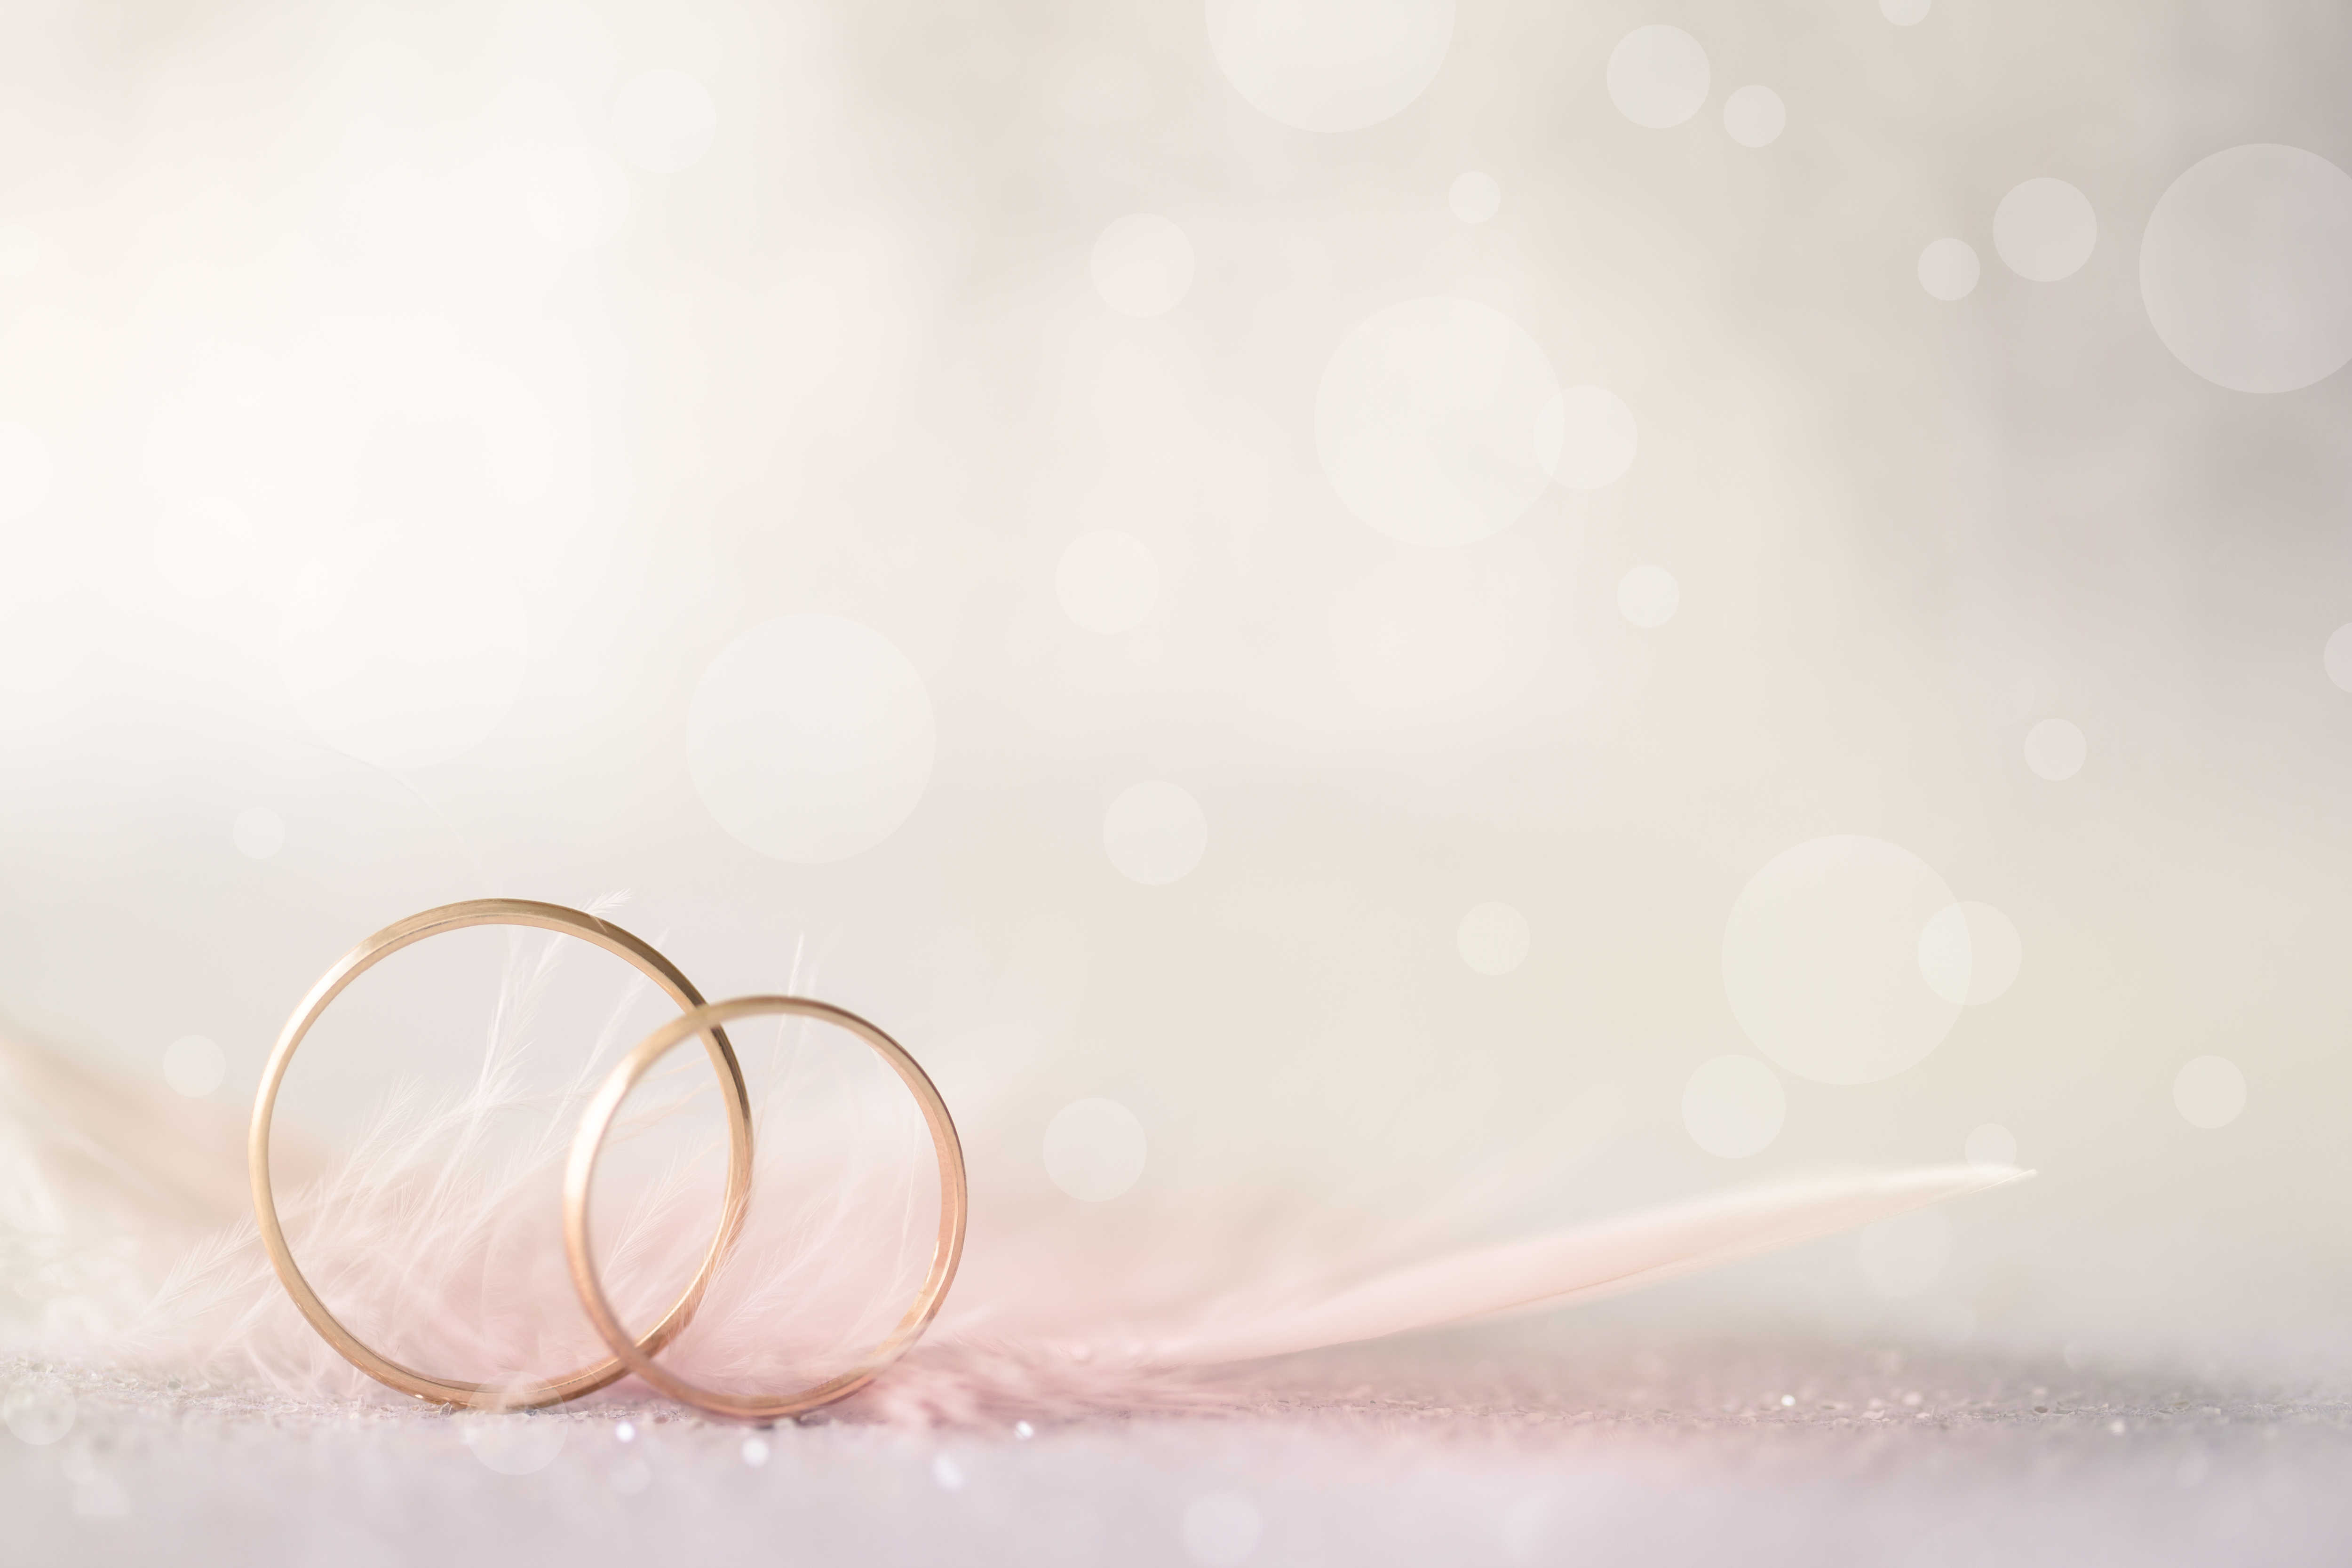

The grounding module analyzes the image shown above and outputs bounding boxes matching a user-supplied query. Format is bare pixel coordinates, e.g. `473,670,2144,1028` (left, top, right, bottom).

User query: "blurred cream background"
2,0,2350,1359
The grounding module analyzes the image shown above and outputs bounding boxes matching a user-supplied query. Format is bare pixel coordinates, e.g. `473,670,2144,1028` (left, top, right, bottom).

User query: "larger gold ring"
564,995,968,1422
249,898,754,1409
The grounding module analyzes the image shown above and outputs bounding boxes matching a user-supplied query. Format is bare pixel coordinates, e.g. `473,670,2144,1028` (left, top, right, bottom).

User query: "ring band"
563,995,968,1422
250,898,755,1409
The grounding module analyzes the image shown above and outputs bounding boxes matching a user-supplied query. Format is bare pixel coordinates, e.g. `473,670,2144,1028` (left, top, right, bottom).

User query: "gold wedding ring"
250,899,754,1409
563,995,968,1423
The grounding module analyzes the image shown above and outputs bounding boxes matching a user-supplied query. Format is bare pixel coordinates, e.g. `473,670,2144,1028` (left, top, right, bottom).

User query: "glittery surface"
8,1336,2349,1567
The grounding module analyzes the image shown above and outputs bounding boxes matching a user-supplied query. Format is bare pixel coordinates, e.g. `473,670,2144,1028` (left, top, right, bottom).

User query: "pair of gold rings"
247,898,967,1421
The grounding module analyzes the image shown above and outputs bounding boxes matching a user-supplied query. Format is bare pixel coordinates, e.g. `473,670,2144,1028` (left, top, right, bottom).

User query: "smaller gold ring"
564,995,968,1423
250,899,755,1409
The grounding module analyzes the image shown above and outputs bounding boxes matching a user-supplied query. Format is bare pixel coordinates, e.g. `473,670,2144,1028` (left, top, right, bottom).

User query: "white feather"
1145,1164,2031,1367
0,922,2031,1422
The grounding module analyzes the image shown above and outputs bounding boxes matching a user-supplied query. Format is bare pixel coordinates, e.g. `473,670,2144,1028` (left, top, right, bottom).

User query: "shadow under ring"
248,898,754,1409
563,994,968,1423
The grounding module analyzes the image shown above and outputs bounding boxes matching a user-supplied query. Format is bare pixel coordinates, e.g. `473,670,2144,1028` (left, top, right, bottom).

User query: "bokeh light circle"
1534,385,1637,491
1859,1210,1950,1297
613,70,718,173
1616,565,1679,628
0,419,50,522
1042,1098,1147,1201
1964,1123,2018,1170
2174,1055,2246,1129
1456,902,1529,975
687,614,937,863
1104,781,1208,885
2140,144,2352,393
1056,531,1160,633
1722,85,1785,148
1722,836,1963,1085
1994,178,2098,281
1316,298,1557,546
2024,718,2086,781
1918,239,1980,301
1204,0,1454,134
1682,1056,1785,1158
1,1385,73,1445
527,145,631,250
463,1416,566,1475
2326,624,2352,691
163,1035,225,1098
278,523,529,770
1448,172,1500,223
1606,26,1710,130
1915,900,2022,1005
232,807,286,860
1090,215,1195,317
